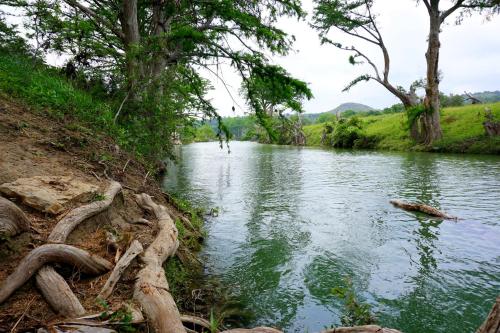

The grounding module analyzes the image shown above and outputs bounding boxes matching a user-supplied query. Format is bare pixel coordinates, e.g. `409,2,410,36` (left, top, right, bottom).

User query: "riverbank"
0,95,214,330
303,102,500,154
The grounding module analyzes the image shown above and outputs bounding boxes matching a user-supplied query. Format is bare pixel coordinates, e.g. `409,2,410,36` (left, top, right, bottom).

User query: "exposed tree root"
321,325,402,333
0,196,30,237
0,244,113,304
179,315,211,331
221,328,283,333
133,193,185,333
476,296,500,333
48,181,122,243
34,181,121,317
98,239,143,300
390,199,457,220
36,265,86,317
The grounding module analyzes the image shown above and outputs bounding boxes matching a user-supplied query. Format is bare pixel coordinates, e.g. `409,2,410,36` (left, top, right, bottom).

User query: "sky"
203,0,500,116
4,1,499,116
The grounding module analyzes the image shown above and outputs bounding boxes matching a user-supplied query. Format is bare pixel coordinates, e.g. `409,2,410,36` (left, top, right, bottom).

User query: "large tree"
312,0,499,144
1,0,312,156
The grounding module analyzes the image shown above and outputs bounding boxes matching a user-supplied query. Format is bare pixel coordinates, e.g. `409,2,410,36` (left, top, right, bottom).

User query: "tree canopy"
312,0,499,144
0,0,312,159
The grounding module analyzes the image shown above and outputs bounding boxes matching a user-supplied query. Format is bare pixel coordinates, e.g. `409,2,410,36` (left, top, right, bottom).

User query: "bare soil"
0,95,199,332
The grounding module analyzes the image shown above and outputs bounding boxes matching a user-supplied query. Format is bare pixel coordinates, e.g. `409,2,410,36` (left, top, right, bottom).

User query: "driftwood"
321,325,402,333
133,193,185,333
97,239,143,300
35,181,121,317
0,244,113,304
0,196,30,237
476,296,500,333
390,199,456,220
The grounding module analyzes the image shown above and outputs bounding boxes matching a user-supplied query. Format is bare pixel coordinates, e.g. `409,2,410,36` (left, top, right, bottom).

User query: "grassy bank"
0,49,224,325
303,102,500,154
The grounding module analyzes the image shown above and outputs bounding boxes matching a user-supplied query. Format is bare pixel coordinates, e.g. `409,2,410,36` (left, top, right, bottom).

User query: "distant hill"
303,102,374,122
327,102,374,114
463,91,500,104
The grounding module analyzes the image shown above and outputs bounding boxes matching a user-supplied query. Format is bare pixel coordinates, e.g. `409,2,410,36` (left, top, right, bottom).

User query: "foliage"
316,112,337,124
194,123,217,142
381,103,405,114
406,104,426,129
332,277,376,327
1,0,312,162
96,299,136,333
304,102,500,154
320,117,378,148
440,93,464,108
164,257,190,301
311,0,499,143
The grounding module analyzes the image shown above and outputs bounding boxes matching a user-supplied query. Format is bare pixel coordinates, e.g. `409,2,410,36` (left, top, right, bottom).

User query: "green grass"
303,102,500,154
0,52,119,132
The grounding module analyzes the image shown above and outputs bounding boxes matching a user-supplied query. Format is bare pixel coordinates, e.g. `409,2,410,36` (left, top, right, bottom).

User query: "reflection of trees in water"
225,146,311,329
162,145,212,206
397,153,444,271
385,154,449,332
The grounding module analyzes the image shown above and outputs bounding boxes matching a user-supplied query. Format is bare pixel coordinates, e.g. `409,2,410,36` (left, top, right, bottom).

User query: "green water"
163,141,500,333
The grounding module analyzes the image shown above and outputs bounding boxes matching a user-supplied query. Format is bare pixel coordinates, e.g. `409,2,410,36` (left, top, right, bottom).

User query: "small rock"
0,176,99,214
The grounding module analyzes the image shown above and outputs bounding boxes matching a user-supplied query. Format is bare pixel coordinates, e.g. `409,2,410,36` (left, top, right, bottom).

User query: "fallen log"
133,193,185,333
321,325,402,333
35,181,121,317
390,199,456,220
97,239,143,300
0,244,113,304
0,196,30,237
476,296,500,333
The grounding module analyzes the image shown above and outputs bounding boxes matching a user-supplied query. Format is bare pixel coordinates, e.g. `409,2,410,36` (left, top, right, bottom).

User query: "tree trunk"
120,0,142,101
422,8,443,145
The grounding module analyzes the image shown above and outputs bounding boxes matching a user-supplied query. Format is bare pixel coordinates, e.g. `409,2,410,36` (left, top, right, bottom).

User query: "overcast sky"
204,0,500,116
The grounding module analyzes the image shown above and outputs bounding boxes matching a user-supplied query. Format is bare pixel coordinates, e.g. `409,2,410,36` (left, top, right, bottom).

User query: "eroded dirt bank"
0,96,207,331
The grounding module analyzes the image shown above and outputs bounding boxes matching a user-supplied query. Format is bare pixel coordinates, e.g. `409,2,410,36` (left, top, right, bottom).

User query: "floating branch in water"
390,199,457,220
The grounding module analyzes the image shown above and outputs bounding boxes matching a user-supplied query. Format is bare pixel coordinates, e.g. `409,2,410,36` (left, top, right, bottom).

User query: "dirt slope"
0,96,194,331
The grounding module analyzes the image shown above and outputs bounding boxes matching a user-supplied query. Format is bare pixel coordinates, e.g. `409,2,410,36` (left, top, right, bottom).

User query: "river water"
163,141,500,333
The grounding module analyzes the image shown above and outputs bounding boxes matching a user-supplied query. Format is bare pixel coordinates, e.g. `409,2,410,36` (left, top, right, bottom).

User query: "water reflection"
227,145,311,328
164,142,500,333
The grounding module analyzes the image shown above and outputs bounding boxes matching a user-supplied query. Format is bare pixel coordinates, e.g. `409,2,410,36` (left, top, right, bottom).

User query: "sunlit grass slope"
303,102,500,154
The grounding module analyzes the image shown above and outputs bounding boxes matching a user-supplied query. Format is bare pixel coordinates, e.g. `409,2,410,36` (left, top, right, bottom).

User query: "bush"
321,117,378,149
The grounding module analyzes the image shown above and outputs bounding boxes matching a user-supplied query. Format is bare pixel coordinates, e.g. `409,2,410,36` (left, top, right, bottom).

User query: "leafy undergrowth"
304,102,500,154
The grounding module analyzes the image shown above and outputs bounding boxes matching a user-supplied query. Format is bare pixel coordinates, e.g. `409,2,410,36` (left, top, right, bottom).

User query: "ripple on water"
164,142,500,333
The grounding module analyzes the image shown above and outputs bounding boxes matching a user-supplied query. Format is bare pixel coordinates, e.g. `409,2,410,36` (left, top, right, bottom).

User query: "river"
163,141,500,333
